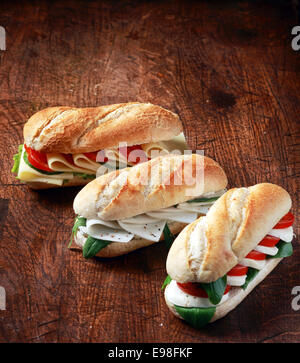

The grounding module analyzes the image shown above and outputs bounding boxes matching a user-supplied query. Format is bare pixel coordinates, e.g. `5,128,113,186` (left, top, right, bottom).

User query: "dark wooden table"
0,0,299,343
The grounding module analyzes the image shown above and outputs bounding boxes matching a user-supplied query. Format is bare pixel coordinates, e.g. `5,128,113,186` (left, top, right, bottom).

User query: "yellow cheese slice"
47,153,95,174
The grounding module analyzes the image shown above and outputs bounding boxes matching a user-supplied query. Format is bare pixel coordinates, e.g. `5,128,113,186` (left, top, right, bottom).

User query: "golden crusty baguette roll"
24,102,183,154
73,153,228,221
166,183,292,283
71,153,228,257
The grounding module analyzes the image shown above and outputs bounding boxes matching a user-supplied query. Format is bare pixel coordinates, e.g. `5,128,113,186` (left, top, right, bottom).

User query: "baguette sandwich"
163,183,295,328
12,102,188,189
69,153,228,258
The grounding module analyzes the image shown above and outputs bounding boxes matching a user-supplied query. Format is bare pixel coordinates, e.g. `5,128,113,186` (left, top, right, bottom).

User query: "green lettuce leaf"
82,236,111,259
161,275,172,291
69,216,86,247
11,144,23,174
174,305,216,329
187,196,220,203
163,223,175,249
200,275,227,305
242,267,259,290
72,172,95,180
268,240,293,259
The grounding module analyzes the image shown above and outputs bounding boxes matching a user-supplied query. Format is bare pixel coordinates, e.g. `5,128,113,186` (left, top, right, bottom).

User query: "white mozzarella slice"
240,258,266,270
227,275,247,287
254,245,278,256
165,280,230,308
86,219,134,243
268,227,293,243
146,207,198,224
118,219,166,242
47,153,95,174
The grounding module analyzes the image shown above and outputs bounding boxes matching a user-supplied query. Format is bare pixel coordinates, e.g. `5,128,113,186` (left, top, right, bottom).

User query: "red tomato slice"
83,151,98,162
273,212,294,229
24,145,52,172
245,250,266,261
227,264,248,276
63,154,76,166
95,150,108,163
177,282,231,298
259,235,280,247
119,145,149,165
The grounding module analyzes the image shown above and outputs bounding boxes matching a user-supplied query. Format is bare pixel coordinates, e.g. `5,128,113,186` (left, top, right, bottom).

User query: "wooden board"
0,0,299,343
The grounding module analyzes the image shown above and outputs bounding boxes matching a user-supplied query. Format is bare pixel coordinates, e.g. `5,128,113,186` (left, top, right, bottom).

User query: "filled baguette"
12,102,187,189
163,183,295,328
69,153,228,258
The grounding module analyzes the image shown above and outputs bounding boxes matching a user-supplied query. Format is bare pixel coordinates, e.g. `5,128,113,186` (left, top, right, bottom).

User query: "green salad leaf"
163,223,175,249
72,172,95,180
161,275,172,291
187,196,220,203
268,240,293,259
82,236,111,259
242,267,259,290
174,305,216,329
200,275,227,305
11,144,23,174
69,216,86,247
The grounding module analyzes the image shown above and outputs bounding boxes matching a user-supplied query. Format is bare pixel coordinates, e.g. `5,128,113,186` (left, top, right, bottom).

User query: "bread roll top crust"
167,183,292,283
24,102,183,153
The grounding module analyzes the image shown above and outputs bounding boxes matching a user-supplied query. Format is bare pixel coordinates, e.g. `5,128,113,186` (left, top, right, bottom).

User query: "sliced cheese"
119,214,158,225
86,219,134,243
118,219,166,242
146,207,198,224
47,153,95,174
268,227,293,243
73,154,100,172
18,147,73,181
177,203,213,214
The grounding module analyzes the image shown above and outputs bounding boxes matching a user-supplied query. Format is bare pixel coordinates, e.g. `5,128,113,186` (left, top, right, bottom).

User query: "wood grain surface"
0,0,299,343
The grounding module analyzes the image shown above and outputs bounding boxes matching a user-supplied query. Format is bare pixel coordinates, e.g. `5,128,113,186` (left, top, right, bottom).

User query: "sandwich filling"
70,189,227,258
163,211,294,328
12,133,188,186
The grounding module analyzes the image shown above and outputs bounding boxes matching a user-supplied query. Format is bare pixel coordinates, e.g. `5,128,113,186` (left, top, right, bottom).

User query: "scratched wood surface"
0,0,299,343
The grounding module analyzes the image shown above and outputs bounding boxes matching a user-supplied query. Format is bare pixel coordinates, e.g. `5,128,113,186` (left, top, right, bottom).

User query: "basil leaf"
68,216,86,248
200,275,227,305
268,240,293,259
83,236,111,259
174,305,216,329
163,223,175,249
187,196,219,203
242,267,259,290
23,149,63,175
11,144,23,174
161,275,172,291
